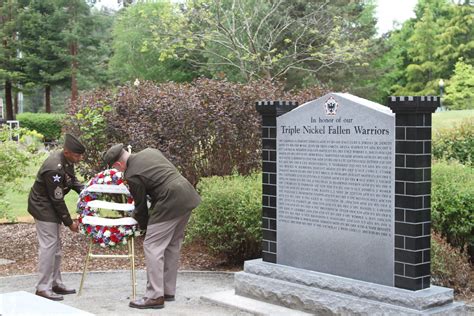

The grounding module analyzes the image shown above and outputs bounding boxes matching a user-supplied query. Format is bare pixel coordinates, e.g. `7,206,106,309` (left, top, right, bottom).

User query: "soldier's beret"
64,133,85,154
103,143,125,167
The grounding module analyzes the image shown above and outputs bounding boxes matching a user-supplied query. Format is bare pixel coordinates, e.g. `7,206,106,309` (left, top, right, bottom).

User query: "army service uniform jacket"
125,148,201,229
28,151,83,226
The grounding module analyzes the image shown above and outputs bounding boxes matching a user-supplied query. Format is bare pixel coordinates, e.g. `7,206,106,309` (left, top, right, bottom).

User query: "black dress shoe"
129,297,164,309
52,285,76,295
35,290,64,301
164,294,175,301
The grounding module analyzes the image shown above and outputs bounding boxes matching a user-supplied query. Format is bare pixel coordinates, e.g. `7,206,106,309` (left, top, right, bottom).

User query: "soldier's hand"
69,221,79,233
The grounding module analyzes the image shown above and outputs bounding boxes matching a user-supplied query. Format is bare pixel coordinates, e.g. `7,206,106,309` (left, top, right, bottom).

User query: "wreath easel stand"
77,192,138,299
79,236,136,299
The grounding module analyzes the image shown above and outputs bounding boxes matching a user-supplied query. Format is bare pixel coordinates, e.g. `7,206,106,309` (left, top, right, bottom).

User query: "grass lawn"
2,109,473,222
2,154,81,223
432,109,474,132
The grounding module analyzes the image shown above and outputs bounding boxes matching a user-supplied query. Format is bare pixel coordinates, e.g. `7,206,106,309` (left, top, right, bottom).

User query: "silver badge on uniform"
53,174,61,182
54,186,63,199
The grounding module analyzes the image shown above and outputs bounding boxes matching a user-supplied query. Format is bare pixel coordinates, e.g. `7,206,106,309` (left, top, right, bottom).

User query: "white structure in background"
18,90,24,114
93,0,127,11
16,35,24,114
0,98,3,119
6,120,20,142
436,79,447,112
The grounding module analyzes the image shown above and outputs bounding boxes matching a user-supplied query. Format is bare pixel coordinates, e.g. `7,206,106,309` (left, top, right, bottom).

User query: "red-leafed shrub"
65,78,328,183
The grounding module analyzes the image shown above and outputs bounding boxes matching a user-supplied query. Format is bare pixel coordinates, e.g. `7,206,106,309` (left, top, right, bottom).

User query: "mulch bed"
0,223,240,277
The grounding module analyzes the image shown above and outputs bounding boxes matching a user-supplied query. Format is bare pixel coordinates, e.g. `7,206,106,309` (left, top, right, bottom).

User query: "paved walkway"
0,270,252,315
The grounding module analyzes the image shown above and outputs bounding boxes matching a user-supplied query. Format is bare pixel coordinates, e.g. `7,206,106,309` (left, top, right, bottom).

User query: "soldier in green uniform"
28,134,85,301
103,144,201,310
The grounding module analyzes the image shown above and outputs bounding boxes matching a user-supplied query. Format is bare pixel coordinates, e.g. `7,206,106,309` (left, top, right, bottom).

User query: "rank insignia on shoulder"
54,186,63,199
53,174,61,182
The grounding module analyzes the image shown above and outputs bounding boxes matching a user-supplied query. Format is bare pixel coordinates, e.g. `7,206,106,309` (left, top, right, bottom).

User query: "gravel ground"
0,270,252,316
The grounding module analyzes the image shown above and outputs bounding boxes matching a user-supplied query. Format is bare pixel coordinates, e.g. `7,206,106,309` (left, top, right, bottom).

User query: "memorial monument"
230,93,466,314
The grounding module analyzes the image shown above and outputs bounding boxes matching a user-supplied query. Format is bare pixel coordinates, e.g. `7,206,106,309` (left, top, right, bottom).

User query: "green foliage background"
374,1,474,107
186,174,262,264
0,141,31,221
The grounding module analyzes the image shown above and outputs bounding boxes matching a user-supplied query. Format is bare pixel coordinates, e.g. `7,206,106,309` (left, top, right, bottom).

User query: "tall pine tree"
404,4,444,95
0,0,23,119
437,3,474,78
17,0,70,112
17,0,111,112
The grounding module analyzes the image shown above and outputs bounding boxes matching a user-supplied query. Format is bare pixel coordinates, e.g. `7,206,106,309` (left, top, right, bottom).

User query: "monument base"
234,259,466,315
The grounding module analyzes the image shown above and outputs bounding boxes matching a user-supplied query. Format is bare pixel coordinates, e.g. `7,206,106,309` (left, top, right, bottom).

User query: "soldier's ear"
112,161,126,171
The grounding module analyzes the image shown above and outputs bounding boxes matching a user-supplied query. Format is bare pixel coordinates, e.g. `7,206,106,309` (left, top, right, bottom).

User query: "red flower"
110,235,120,243
110,170,116,176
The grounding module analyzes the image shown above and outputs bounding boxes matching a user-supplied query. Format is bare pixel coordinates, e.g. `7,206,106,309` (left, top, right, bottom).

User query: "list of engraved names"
278,139,393,237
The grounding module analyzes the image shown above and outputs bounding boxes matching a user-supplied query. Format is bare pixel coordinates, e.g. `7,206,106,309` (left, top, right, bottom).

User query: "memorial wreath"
77,168,140,248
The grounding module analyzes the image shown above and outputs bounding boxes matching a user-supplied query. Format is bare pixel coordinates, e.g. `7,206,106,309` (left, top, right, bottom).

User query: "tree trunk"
13,91,18,114
45,85,51,113
70,42,78,105
5,80,14,120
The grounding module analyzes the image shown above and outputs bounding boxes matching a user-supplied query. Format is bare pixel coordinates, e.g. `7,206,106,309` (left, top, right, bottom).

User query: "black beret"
64,134,85,154
103,143,125,167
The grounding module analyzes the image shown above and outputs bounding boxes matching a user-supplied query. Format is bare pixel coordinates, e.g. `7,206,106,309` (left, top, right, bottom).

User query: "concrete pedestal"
0,291,93,316
233,259,466,315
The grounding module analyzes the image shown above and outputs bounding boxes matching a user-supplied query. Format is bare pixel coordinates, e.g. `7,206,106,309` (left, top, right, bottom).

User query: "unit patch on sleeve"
54,186,63,199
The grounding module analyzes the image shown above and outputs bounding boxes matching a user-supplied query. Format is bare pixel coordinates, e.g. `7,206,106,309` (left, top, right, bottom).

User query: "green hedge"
433,118,474,166
65,78,328,183
432,160,474,253
186,173,262,264
17,112,65,141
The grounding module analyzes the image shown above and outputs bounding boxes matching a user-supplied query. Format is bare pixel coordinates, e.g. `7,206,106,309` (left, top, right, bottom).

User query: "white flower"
119,226,126,233
97,178,104,184
104,176,112,183
134,78,140,86
103,230,111,237
109,241,115,246
122,239,128,245
116,172,122,178
100,243,106,248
